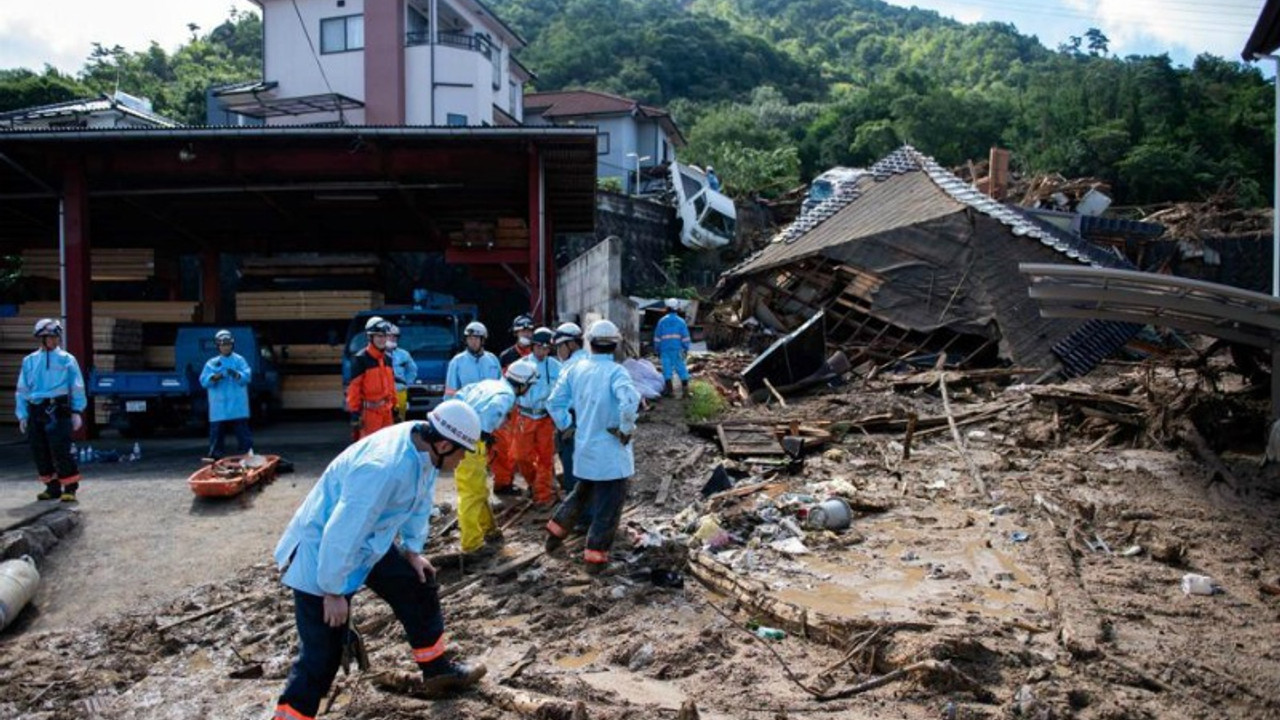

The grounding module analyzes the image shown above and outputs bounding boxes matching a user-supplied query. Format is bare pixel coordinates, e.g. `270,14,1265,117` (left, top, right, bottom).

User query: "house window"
509,81,521,119
321,15,364,53
447,113,468,126
406,7,430,45
597,132,610,155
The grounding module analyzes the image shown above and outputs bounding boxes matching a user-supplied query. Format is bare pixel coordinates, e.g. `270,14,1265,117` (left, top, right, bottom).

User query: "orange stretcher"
187,454,281,498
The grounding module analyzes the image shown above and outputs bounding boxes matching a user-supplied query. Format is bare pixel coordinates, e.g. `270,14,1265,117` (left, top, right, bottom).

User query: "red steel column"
527,143,542,322
62,162,94,435
364,0,406,124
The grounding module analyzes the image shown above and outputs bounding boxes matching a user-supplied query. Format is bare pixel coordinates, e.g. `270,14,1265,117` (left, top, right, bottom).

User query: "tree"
1084,28,1109,56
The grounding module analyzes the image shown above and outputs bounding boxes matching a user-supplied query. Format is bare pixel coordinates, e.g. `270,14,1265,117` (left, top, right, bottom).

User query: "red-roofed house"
524,90,686,192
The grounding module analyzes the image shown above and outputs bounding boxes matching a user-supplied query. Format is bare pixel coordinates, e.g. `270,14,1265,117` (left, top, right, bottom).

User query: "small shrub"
685,379,726,422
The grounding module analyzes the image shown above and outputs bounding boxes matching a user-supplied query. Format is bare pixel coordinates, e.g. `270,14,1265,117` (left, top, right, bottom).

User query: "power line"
290,0,345,123
943,0,1260,33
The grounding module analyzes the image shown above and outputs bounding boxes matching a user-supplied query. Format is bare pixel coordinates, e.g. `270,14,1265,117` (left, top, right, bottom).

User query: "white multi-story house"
216,0,533,126
523,90,686,191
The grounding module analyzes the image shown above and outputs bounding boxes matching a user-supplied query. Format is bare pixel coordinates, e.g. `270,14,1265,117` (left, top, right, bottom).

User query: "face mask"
387,339,398,350
518,336,532,346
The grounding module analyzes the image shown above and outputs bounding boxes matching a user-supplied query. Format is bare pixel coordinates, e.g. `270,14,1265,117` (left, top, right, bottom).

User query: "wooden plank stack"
18,301,199,324
278,344,345,368
447,217,530,249
282,374,344,411
240,254,379,278
20,248,156,281
235,290,383,321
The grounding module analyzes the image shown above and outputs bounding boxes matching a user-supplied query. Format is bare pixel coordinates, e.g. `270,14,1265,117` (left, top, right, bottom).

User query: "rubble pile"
2,347,1279,719
1143,201,1273,240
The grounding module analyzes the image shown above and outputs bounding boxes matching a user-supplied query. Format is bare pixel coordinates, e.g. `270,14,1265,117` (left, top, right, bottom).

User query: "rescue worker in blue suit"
445,321,500,397
654,298,691,397
272,401,487,719
551,322,586,497
544,319,641,574
15,318,87,502
199,329,253,461
453,363,536,555
386,324,418,421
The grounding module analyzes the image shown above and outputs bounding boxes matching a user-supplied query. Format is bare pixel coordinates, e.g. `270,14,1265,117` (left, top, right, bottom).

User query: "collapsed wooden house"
714,146,1140,379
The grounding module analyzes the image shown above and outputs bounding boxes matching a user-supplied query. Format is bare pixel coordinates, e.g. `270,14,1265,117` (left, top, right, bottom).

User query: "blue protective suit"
654,312,691,382
516,355,560,416
273,422,439,596
455,378,516,434
200,352,253,422
15,347,87,420
548,353,641,481
390,347,418,391
445,350,501,395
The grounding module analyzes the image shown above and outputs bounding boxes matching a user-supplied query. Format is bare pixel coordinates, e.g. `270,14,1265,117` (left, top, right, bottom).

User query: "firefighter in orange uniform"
346,318,397,440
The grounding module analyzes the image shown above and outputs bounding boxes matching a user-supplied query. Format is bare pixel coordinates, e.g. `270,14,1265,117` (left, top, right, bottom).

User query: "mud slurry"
2,364,1280,719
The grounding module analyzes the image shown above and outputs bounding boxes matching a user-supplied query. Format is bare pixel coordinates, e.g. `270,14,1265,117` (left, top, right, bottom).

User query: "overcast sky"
0,0,1269,76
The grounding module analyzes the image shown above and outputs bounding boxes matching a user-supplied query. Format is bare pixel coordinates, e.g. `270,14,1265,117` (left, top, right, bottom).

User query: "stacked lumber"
278,344,345,368
18,301,198,324
447,218,530,249
282,374,344,411
20,248,155,281
240,254,379,278
144,346,176,370
0,316,143,352
235,291,383,321
0,356,19,423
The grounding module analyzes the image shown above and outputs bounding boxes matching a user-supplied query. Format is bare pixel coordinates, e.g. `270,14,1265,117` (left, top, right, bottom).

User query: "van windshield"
700,208,736,240
349,316,456,358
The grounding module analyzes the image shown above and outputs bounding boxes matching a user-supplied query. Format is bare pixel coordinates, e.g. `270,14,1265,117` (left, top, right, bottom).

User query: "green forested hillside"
0,1,1270,206
491,0,1273,206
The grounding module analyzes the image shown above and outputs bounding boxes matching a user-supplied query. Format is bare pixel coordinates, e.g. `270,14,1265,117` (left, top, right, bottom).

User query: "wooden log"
657,445,709,506
936,355,986,498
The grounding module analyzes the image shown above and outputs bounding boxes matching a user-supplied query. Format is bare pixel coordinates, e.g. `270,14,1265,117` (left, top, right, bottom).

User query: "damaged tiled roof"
719,145,1142,379
727,146,1129,279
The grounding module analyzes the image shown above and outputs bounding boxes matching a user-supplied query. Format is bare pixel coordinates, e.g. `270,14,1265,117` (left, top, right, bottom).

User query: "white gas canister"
0,556,41,631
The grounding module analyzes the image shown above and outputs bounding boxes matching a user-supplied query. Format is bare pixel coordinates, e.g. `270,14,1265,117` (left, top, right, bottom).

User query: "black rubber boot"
421,658,487,696
37,481,62,501
661,379,673,397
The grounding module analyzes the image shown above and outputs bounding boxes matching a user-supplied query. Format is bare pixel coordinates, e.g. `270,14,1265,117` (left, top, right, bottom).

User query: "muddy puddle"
772,507,1048,625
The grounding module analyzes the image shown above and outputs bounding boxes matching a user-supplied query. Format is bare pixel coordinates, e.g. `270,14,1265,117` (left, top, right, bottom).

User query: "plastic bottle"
755,626,786,640
132,442,142,461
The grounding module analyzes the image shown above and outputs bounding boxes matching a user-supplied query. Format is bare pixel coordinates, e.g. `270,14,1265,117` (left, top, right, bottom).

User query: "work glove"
227,369,240,380
350,412,362,430
211,373,223,382
71,413,83,432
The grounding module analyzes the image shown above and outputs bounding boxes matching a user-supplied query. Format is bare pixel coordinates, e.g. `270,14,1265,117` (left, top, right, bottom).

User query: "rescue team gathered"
12,303,693,718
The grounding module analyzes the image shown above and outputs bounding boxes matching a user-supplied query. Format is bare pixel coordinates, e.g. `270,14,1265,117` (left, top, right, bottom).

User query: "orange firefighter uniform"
345,344,396,440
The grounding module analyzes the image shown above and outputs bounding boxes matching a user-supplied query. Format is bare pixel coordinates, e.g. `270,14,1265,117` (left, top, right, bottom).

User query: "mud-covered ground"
2,360,1279,720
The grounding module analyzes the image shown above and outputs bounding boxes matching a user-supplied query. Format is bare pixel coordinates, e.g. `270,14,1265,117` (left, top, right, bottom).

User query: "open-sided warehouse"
0,126,597,422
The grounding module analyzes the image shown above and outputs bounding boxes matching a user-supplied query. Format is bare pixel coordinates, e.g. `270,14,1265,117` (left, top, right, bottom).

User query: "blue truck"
90,325,281,437
342,292,478,419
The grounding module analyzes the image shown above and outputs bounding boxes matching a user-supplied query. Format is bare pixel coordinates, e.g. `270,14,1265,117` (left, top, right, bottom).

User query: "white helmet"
664,298,680,310
586,319,621,344
553,322,583,345
426,399,481,452
33,318,63,337
364,316,386,332
464,321,488,338
386,323,401,336
214,329,234,344
504,358,539,387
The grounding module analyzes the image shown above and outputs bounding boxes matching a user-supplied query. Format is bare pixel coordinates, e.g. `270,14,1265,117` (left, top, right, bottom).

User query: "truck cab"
90,325,281,437
342,293,477,418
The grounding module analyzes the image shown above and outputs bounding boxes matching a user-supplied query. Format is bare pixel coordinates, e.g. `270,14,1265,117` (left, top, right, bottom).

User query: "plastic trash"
1181,573,1218,596
755,626,786,640
991,504,1013,516
1010,531,1030,543
770,537,810,555
693,515,723,542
